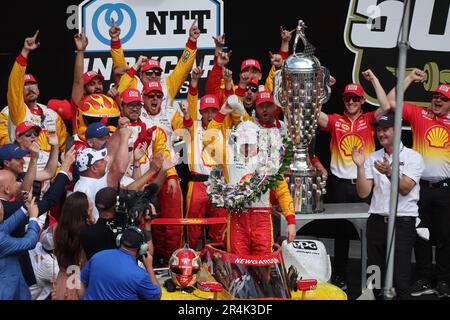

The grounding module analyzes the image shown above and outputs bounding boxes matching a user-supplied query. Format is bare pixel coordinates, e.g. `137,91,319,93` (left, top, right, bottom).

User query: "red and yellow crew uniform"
207,114,294,255
4,54,67,152
112,38,197,107
180,89,228,249
322,111,376,179
402,101,449,181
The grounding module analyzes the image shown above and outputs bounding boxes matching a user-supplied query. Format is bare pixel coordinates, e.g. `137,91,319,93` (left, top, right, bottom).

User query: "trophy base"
285,170,327,214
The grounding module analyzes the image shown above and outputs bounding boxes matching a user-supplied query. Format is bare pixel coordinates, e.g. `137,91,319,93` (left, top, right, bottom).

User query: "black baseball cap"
121,228,144,249
95,187,117,211
372,112,395,128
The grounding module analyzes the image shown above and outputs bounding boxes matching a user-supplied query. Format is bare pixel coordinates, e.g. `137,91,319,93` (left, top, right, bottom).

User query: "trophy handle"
273,69,284,108
320,67,332,105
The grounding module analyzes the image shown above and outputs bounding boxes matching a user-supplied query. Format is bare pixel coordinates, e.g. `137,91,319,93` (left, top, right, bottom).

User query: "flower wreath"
205,135,293,214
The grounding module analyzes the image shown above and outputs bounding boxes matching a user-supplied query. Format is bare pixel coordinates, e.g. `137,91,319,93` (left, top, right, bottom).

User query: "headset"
116,226,148,256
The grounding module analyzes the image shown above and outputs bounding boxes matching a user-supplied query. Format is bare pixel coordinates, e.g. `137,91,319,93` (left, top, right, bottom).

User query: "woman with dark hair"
52,192,94,300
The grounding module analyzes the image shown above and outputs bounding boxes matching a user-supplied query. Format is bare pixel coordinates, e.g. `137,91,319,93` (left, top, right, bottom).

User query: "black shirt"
80,218,118,260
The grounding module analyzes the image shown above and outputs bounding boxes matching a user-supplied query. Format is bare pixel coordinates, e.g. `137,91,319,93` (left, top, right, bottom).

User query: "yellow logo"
341,124,350,131
426,126,449,148
339,134,363,157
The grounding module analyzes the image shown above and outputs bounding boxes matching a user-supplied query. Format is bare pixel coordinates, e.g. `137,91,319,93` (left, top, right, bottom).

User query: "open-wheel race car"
152,217,346,300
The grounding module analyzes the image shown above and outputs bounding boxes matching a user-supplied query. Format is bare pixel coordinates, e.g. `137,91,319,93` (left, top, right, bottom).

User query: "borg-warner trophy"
274,20,331,213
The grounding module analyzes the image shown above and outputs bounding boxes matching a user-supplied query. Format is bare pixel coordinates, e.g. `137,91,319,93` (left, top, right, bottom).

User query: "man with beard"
387,70,450,298
316,69,391,290
70,32,105,132
2,31,67,153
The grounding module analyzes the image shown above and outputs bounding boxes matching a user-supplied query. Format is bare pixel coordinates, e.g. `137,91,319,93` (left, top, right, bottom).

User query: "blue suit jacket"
2,171,69,286
0,208,40,300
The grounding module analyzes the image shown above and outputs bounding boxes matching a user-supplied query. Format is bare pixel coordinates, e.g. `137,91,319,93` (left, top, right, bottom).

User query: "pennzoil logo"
339,133,363,157
425,126,449,148
344,0,450,107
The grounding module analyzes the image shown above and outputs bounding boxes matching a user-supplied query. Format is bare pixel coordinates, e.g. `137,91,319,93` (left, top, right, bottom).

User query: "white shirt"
73,173,134,220
29,243,59,300
73,174,108,220
364,143,424,217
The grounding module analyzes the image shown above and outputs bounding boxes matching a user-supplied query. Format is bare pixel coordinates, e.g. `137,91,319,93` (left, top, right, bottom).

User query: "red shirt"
322,111,376,179
403,103,450,181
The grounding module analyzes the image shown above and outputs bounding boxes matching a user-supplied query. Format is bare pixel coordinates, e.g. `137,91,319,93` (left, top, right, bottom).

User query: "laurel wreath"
205,136,293,214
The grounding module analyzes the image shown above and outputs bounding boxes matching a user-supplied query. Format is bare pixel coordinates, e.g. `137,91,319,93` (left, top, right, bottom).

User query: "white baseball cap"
76,148,107,172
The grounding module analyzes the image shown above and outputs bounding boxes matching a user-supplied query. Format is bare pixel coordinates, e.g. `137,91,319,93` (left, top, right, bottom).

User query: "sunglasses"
144,70,162,77
24,84,38,90
343,95,361,103
145,93,163,99
246,85,258,93
432,94,449,102
22,130,39,137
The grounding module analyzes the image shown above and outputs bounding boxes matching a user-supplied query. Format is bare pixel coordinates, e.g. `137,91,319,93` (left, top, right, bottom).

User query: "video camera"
115,183,159,230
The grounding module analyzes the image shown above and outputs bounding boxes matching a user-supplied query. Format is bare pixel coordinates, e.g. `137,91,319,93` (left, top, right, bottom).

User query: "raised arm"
21,142,40,192
361,69,391,120
352,147,373,198
7,31,40,126
107,127,132,187
71,32,89,106
166,19,199,102
35,132,59,181
387,68,425,108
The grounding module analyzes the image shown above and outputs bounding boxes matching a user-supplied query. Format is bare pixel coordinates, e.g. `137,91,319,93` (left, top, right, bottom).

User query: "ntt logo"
92,3,136,46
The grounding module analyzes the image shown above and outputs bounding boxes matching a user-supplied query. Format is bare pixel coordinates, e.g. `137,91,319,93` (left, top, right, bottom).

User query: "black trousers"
367,214,417,299
414,183,450,282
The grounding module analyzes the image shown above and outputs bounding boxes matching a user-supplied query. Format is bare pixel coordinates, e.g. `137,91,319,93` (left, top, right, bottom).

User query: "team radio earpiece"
116,226,148,256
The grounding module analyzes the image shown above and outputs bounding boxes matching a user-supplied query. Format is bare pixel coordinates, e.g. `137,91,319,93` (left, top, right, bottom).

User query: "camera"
115,183,159,230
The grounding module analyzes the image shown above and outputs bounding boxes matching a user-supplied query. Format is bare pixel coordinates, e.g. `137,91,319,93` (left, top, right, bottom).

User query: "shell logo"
425,126,449,148
339,134,363,156
201,146,217,167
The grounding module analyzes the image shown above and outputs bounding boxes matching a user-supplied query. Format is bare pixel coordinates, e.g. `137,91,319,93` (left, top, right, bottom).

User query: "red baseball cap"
256,90,274,107
24,74,37,84
433,84,450,99
200,94,220,111
83,71,104,85
141,59,163,72
241,59,262,73
47,99,72,121
143,81,164,95
15,121,42,137
121,88,143,104
342,83,365,97
248,77,259,88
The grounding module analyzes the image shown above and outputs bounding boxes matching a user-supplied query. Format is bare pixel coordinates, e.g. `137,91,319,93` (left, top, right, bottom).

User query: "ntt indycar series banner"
345,0,450,107
79,0,223,97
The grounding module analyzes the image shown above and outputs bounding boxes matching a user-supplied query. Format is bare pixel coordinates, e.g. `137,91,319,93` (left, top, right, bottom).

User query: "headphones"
116,226,148,256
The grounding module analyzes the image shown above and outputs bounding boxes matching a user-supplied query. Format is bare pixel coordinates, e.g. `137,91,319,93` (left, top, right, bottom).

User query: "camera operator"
79,187,119,260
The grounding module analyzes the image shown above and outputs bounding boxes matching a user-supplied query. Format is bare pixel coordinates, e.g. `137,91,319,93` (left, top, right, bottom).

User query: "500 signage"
345,0,450,106
78,0,224,96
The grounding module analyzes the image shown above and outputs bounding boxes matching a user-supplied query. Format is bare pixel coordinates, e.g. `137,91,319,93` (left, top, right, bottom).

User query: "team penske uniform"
402,85,450,283
181,89,228,249
207,117,295,255
112,38,197,106
3,54,67,152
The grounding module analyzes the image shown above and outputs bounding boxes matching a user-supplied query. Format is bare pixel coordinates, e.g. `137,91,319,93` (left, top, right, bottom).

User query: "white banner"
79,0,224,52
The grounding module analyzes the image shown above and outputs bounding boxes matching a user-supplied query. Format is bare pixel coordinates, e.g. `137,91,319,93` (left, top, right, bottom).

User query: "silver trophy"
274,20,330,213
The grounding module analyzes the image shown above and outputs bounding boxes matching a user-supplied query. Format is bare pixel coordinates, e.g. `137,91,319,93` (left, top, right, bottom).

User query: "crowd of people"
0,18,448,301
